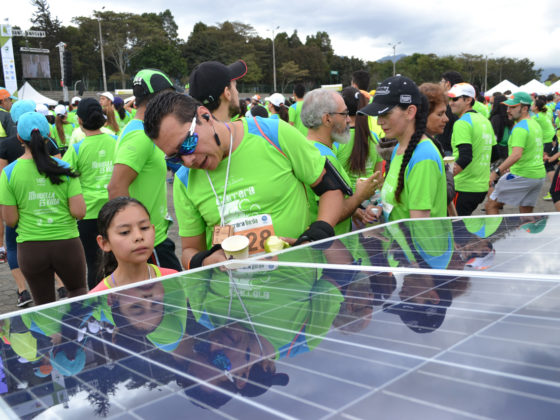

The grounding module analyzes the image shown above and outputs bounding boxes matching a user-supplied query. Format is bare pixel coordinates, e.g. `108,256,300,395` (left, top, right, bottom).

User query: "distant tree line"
4,0,542,93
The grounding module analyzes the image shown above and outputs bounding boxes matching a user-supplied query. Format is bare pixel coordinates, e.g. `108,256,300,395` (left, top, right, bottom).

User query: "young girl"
90,197,177,292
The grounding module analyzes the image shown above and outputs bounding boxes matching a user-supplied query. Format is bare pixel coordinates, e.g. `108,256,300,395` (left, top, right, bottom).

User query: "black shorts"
544,142,557,172
550,165,560,203
454,191,487,216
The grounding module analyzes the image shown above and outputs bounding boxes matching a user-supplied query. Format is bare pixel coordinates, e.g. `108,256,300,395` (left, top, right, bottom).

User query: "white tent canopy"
17,82,57,106
547,79,560,94
517,79,549,95
485,79,518,96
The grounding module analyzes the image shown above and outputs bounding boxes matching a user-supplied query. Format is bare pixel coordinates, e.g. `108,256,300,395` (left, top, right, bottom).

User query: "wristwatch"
494,167,501,176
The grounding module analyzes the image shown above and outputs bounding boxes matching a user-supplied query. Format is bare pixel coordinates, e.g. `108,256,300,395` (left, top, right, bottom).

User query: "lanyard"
206,124,233,227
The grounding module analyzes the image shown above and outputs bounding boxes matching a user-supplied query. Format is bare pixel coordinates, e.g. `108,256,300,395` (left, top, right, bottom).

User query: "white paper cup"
221,235,250,268
443,156,455,173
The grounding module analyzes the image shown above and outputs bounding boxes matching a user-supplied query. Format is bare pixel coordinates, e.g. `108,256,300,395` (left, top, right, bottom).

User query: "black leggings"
78,218,102,290
18,237,87,305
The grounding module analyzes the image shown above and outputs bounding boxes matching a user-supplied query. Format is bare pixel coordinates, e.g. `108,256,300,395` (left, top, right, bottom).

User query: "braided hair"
394,94,429,203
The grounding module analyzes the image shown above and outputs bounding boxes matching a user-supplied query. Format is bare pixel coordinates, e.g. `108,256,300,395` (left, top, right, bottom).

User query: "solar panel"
0,213,558,419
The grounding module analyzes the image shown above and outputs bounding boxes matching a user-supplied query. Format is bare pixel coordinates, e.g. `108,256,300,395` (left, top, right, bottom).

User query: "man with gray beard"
301,89,381,234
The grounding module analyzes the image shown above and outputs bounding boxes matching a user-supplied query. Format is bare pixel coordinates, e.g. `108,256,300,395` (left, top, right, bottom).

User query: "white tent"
485,79,518,96
517,79,549,95
17,82,57,106
547,79,560,94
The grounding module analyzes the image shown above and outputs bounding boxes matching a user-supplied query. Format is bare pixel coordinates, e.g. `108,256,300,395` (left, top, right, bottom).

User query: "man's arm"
489,146,523,185
311,169,344,227
339,171,381,223
108,163,138,199
181,234,226,269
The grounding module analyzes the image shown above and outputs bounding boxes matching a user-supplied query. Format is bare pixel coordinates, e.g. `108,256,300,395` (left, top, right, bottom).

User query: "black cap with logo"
358,75,421,116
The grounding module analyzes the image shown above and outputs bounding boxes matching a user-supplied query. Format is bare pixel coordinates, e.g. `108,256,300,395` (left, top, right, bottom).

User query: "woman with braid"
359,76,447,222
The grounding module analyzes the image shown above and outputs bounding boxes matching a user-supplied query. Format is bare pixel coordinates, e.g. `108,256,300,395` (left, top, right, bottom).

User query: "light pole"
97,8,107,92
388,41,401,76
268,26,280,92
484,53,493,94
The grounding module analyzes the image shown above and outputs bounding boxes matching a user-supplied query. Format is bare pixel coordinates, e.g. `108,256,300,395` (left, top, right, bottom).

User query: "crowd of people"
0,61,557,309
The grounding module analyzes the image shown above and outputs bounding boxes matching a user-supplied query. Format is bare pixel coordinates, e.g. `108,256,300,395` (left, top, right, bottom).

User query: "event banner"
0,25,18,94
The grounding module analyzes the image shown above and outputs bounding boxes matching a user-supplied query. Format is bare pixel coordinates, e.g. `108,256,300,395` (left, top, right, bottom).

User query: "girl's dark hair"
104,105,120,134
271,103,289,123
55,114,69,144
28,130,79,185
534,95,547,113
114,100,126,120
394,94,429,203
81,108,106,131
238,99,247,117
97,197,151,278
490,94,513,141
342,87,373,174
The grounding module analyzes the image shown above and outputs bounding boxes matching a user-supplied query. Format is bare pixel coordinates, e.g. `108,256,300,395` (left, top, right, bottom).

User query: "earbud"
202,113,210,121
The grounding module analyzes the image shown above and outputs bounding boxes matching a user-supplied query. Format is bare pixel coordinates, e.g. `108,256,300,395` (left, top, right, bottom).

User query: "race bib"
230,214,275,255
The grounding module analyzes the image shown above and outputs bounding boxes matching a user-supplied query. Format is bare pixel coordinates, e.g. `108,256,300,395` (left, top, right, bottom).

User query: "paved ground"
0,179,556,316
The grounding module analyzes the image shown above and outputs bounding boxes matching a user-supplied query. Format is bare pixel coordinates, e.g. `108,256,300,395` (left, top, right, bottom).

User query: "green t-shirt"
51,122,75,148
67,110,78,125
306,141,352,236
188,264,343,359
114,119,170,246
115,109,132,130
508,118,546,179
473,101,489,119
367,116,385,139
452,111,496,192
288,101,308,137
380,138,447,222
336,128,383,192
173,117,325,248
63,133,116,219
0,158,81,242
532,112,555,143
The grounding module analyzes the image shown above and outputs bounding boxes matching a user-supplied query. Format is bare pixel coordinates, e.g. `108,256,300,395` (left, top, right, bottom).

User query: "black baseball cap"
189,60,247,106
77,98,102,120
358,75,421,116
383,280,452,334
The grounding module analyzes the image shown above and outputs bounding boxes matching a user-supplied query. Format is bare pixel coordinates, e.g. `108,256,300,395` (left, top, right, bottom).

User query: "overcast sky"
7,0,560,70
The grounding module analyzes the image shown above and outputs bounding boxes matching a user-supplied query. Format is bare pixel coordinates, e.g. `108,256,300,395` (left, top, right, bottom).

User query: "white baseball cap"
268,93,285,107
447,83,475,99
35,103,49,116
98,91,114,102
71,96,81,105
54,104,67,116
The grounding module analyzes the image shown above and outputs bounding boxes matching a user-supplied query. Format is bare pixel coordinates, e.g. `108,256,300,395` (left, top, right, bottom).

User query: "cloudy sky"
8,0,560,69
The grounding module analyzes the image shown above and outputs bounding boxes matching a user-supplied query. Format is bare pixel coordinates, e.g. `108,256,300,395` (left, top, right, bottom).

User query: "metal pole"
56,42,68,102
484,55,488,94
98,17,107,92
388,41,401,76
271,26,279,92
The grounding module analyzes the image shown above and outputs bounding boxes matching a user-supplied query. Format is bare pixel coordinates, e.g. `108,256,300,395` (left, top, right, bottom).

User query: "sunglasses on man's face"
449,96,465,102
165,114,199,164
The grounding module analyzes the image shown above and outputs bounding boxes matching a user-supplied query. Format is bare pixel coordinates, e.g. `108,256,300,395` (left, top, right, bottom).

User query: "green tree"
277,61,309,93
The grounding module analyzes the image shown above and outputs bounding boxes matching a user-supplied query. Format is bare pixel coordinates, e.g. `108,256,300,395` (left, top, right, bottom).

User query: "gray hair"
301,89,339,129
